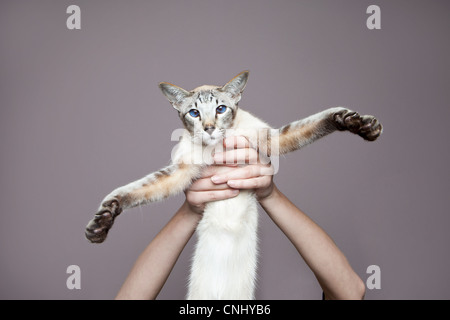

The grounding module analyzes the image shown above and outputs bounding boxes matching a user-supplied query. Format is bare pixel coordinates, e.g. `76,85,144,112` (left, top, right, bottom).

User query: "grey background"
1,0,449,300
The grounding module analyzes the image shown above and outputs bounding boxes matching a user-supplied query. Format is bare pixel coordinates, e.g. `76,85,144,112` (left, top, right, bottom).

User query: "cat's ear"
158,82,192,109
221,70,249,100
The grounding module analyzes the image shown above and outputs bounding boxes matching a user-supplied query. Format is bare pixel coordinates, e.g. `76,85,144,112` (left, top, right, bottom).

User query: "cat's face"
159,71,249,146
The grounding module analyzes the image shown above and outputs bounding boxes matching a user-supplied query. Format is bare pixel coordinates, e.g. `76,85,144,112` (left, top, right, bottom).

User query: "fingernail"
230,189,239,195
211,175,224,183
228,180,238,187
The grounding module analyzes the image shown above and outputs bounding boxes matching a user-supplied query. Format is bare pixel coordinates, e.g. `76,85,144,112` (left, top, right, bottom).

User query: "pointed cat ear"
158,82,192,109
221,70,249,99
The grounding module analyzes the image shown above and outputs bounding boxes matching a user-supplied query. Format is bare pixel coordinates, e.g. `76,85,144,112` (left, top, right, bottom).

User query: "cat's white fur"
188,190,258,299
184,109,270,299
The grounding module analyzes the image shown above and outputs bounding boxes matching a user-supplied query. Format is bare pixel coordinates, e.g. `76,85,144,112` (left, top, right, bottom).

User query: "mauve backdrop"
1,0,449,299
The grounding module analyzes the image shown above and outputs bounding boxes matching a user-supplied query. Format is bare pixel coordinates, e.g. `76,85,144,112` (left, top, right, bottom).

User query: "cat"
85,70,382,299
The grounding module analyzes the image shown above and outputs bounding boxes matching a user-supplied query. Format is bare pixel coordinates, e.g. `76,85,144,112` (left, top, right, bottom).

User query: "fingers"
213,148,259,165
189,176,230,191
215,136,271,165
200,165,237,178
227,175,272,190
186,173,241,208
186,188,239,207
211,164,274,184
223,136,250,149
187,135,268,210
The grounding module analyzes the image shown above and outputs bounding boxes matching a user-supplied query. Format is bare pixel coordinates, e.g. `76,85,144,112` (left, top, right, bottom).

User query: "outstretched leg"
274,107,382,155
85,163,202,243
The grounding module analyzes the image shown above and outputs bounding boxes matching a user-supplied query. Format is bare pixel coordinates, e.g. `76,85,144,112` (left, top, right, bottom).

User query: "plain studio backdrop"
1,0,449,300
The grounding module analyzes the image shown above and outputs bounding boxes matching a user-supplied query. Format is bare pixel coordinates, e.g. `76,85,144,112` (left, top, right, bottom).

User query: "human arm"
115,167,240,300
211,136,365,300
115,201,200,300
116,136,365,300
258,186,366,300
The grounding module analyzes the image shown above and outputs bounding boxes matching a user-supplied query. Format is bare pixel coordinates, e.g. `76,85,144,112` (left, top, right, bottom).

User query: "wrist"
258,184,281,206
179,200,203,224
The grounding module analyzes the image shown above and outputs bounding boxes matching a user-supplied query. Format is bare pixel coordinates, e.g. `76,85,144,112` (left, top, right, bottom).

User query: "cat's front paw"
85,198,122,243
333,109,383,141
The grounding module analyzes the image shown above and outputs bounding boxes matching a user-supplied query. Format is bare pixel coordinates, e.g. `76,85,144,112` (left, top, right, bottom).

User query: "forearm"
115,201,201,300
260,186,365,300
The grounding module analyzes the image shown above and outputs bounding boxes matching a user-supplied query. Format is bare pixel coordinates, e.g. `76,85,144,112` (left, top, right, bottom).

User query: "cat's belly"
198,190,258,233
187,191,259,300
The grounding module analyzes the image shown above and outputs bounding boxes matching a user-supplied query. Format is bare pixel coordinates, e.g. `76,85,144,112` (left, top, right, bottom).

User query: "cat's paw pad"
85,199,122,243
333,109,383,141
357,115,383,141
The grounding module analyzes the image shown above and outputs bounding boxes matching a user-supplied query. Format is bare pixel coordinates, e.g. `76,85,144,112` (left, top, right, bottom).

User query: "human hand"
210,136,275,201
184,165,240,215
184,136,275,215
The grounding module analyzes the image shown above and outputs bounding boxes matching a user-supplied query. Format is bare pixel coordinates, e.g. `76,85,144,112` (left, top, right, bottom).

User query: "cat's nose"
204,125,215,135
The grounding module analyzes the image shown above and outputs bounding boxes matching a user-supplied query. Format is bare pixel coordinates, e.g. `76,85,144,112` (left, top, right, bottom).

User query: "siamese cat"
85,71,382,299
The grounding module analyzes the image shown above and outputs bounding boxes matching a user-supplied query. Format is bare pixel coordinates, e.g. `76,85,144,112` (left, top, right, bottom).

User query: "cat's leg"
85,163,202,243
271,107,382,155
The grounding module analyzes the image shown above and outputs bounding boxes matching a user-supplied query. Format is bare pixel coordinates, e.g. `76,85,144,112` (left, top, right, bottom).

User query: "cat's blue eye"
188,109,200,118
216,105,227,114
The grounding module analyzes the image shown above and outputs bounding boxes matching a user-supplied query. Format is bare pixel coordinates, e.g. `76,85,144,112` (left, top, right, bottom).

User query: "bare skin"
116,136,365,300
